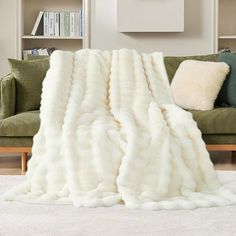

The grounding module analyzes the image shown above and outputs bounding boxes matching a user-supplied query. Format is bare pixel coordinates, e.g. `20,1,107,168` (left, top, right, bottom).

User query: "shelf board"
219,35,236,39
22,36,83,40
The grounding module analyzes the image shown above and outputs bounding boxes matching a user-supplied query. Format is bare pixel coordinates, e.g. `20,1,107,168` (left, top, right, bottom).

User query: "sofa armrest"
0,74,16,120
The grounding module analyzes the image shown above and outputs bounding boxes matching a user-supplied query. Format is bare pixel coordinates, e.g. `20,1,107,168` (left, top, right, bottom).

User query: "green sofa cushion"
190,107,236,134
0,137,33,147
164,54,218,83
217,52,236,106
0,111,40,137
8,58,49,113
203,134,236,145
1,108,236,145
0,107,235,137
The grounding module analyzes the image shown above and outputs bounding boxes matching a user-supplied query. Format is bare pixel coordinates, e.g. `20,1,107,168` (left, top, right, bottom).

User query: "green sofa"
1,54,236,173
164,54,236,147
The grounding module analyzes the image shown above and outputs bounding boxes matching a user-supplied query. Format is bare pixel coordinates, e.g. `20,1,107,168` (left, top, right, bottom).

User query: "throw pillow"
164,54,218,83
170,60,229,111
8,58,50,113
216,52,236,106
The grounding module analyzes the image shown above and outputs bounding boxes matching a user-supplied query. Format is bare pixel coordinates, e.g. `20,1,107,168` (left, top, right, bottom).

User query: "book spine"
37,49,42,55
64,12,70,37
41,49,49,56
74,12,79,37
32,48,39,55
60,12,65,37
49,12,54,36
79,10,81,37
70,12,75,37
31,11,44,36
80,9,83,37
43,12,49,36
55,12,60,37
23,50,28,60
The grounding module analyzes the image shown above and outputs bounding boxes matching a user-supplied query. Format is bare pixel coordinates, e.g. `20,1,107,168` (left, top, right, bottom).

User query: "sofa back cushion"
164,54,218,83
8,58,49,113
217,52,236,106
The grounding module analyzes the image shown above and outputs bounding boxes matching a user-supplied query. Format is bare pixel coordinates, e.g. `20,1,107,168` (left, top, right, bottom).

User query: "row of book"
23,48,55,60
31,10,84,37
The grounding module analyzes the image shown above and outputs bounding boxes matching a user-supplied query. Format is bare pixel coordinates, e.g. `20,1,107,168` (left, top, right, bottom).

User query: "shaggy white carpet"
0,171,236,236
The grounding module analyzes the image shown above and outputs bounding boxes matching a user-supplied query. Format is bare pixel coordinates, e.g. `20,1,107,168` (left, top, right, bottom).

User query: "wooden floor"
0,155,22,175
0,152,236,175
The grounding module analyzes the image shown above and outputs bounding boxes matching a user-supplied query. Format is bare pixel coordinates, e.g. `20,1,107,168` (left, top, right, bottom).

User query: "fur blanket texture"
2,49,236,210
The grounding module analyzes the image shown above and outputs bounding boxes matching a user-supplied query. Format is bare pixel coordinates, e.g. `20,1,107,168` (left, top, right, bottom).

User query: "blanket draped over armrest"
2,49,236,210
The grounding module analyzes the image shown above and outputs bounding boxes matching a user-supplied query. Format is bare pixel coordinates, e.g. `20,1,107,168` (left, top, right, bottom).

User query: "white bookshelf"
218,35,236,39
17,0,90,59
22,36,83,40
216,0,236,52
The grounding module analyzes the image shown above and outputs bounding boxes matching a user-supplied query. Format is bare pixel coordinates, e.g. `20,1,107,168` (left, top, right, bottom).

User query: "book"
64,12,70,37
31,11,44,36
70,12,75,37
32,48,39,55
38,48,49,55
81,10,84,37
49,12,55,36
59,12,65,37
43,12,49,36
74,12,80,37
55,12,60,36
79,9,83,37
23,50,29,60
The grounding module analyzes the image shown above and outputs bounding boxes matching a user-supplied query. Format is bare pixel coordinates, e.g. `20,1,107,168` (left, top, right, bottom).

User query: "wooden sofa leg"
21,152,28,174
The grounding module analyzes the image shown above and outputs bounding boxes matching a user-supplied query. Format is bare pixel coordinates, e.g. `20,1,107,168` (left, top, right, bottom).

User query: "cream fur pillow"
170,60,229,111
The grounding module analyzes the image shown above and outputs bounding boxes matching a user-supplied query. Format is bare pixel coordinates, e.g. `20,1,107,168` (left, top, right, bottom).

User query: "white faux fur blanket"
2,49,236,210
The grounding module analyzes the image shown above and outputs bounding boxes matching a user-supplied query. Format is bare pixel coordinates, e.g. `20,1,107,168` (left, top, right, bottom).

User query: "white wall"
117,0,184,32
90,0,216,56
0,0,18,78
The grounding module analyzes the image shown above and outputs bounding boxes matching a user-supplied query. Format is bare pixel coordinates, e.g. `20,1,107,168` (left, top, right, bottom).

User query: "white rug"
0,171,236,236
